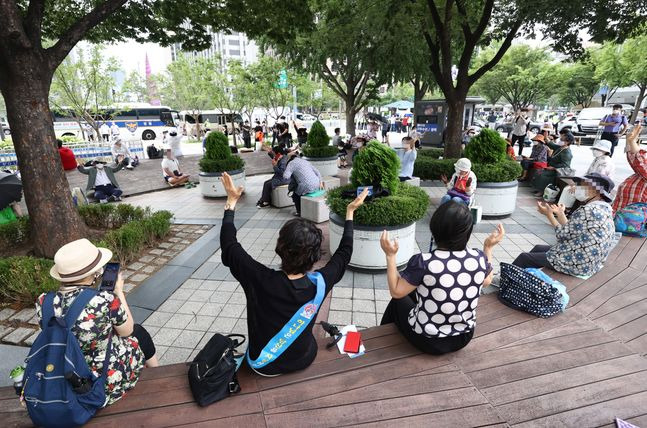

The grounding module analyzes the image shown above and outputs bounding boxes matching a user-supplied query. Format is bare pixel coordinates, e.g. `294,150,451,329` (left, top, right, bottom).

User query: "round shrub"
471,160,522,182
464,128,507,164
303,120,337,158
351,140,400,194
413,158,458,180
199,131,244,173
327,182,429,226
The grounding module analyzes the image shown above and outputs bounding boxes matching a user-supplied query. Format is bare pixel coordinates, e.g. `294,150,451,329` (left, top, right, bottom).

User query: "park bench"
271,185,293,208
301,176,340,223
2,235,647,427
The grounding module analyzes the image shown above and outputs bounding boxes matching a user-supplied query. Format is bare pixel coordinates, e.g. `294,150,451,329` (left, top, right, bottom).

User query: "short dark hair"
402,136,413,144
613,104,623,110
563,132,575,143
275,218,323,274
334,128,340,133
558,128,569,135
430,201,473,251
56,139,63,148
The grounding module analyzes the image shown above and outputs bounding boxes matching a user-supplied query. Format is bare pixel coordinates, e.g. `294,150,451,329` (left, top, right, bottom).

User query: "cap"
531,134,545,142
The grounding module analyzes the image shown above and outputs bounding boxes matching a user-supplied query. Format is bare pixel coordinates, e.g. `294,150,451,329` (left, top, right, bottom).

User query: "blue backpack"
614,202,647,237
23,289,112,428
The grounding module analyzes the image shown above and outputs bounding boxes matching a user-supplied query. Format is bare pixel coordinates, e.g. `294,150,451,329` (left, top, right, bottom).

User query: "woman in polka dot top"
379,201,505,354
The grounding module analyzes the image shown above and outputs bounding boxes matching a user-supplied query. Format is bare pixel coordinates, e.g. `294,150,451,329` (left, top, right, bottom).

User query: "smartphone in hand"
99,262,120,292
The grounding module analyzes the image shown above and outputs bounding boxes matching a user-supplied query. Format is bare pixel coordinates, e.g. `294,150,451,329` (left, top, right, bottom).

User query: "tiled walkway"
124,174,557,364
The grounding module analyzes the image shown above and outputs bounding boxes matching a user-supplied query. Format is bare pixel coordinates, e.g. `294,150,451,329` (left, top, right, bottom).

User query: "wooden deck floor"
2,236,647,427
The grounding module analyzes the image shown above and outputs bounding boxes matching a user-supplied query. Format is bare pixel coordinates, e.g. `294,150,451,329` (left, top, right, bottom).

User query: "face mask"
592,149,604,158
556,140,566,146
613,110,620,115
574,186,590,202
95,163,104,169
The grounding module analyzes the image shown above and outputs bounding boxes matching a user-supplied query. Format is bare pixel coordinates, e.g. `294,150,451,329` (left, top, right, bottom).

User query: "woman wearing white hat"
36,239,158,406
586,139,615,178
440,158,477,205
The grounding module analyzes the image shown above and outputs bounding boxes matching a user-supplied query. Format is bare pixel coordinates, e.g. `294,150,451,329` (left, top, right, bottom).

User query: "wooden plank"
88,393,263,428
475,310,535,337
1,411,31,428
401,362,460,378
481,354,647,406
568,263,626,307
455,327,615,374
607,235,632,263
612,314,647,342
513,390,647,428
629,238,647,271
314,294,332,342
311,329,406,365
612,235,645,268
255,339,420,391
266,370,471,414
259,354,449,410
138,362,187,381
354,404,504,428
573,267,643,316
0,388,17,400
589,283,647,319
172,413,266,428
627,332,647,356
465,340,634,389
497,371,647,425
595,299,647,332
263,387,488,428
500,318,598,348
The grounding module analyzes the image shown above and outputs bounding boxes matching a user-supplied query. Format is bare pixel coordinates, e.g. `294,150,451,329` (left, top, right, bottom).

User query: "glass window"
229,49,241,56
113,109,138,120
137,108,162,119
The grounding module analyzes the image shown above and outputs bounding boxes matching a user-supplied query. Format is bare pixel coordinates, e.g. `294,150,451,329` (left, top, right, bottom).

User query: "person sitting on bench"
256,143,290,208
440,158,476,205
220,172,368,376
379,201,505,355
39,239,158,406
513,173,616,277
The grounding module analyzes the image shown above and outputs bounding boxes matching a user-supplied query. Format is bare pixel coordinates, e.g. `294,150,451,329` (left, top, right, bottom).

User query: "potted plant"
327,141,429,269
302,120,339,177
199,131,245,197
464,128,522,216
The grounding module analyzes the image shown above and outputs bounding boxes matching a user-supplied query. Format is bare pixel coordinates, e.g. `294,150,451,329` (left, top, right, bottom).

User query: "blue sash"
246,271,326,369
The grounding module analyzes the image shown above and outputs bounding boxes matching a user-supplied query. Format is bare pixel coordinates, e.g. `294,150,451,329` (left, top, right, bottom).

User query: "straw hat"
49,239,112,283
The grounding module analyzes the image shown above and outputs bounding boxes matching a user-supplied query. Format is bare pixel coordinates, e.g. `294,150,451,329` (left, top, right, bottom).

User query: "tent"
382,100,414,109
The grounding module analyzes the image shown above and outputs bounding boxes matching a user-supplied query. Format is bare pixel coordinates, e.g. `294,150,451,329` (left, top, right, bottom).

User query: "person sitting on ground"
398,136,417,181
612,124,646,215
77,158,123,203
513,173,616,277
111,137,135,170
532,131,574,197
161,148,190,187
379,201,504,354
220,172,368,376
57,138,77,171
440,158,476,205
283,155,323,217
518,134,548,181
586,139,615,178
257,144,290,208
39,239,158,406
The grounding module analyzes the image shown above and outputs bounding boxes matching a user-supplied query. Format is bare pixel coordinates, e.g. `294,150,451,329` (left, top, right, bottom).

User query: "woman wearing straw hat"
36,239,158,405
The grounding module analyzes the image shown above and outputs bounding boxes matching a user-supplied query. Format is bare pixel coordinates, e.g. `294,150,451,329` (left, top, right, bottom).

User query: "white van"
576,107,612,136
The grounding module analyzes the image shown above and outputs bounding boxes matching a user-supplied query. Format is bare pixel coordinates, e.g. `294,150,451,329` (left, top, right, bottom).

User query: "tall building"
170,30,260,71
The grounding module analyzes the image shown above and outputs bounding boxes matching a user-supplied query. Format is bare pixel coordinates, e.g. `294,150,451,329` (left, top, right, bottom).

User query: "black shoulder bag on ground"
188,333,246,407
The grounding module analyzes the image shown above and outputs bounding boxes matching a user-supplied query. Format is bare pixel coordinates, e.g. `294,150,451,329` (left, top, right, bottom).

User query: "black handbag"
188,333,246,407
498,263,563,318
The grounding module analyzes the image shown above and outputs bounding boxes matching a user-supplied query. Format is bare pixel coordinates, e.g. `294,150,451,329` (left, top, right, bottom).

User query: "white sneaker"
99,199,108,204
126,165,134,170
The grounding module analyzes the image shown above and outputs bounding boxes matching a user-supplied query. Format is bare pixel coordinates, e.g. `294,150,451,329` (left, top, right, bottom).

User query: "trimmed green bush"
417,148,445,159
351,140,400,194
199,131,245,173
0,257,58,307
327,182,429,227
78,203,149,229
413,158,458,180
0,216,30,251
464,128,507,164
303,120,338,158
472,160,522,183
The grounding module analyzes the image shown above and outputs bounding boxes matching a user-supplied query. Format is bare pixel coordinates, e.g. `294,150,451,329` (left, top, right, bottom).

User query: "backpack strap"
63,288,98,329
40,292,57,330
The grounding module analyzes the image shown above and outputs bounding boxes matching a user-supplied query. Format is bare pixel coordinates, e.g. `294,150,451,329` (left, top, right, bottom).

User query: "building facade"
170,31,260,71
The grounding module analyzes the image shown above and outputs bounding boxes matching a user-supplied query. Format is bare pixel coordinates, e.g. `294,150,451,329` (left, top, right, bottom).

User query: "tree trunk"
630,85,646,123
0,57,88,258
444,97,466,159
345,107,356,136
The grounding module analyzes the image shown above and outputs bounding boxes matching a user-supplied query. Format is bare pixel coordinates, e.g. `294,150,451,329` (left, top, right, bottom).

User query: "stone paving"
118,171,558,365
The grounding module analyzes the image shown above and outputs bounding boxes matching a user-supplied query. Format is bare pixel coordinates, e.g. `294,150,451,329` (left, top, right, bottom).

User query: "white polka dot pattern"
407,249,491,338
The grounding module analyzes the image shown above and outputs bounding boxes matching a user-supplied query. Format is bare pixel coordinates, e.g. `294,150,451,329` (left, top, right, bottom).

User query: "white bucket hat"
49,239,112,283
591,139,612,155
454,158,472,171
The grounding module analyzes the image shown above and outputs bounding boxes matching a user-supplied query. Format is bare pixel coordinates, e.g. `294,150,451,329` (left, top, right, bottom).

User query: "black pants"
292,193,302,214
512,244,553,269
511,134,525,156
601,131,619,157
259,180,273,204
380,292,474,355
132,324,156,360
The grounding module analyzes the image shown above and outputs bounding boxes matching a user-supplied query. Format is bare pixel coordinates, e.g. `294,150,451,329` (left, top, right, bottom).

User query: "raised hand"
627,124,642,146
380,230,399,256
222,172,244,202
484,223,505,248
440,174,449,184
536,201,552,215
348,187,369,212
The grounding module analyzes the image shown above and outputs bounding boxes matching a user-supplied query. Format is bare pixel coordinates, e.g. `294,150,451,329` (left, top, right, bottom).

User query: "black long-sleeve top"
220,210,353,375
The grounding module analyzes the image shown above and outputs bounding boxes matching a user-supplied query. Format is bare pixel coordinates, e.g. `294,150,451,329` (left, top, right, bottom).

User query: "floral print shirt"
36,288,144,406
547,201,616,277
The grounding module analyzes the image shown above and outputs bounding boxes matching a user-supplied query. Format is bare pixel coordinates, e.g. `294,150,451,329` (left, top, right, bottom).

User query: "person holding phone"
220,172,368,376
598,104,628,157
36,239,159,406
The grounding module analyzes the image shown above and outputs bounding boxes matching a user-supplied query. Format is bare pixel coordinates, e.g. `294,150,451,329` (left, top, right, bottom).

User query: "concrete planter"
199,169,245,198
475,180,518,217
304,156,339,177
329,213,416,270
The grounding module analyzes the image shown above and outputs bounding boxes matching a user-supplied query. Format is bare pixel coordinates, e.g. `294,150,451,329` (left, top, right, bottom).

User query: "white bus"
178,110,243,137
53,103,180,141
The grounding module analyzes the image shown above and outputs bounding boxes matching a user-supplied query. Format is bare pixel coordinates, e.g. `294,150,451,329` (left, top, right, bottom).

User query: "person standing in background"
598,104,628,157
511,108,530,156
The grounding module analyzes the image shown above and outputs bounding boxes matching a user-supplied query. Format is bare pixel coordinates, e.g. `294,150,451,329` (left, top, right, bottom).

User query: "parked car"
557,116,577,133
295,112,317,122
495,119,543,134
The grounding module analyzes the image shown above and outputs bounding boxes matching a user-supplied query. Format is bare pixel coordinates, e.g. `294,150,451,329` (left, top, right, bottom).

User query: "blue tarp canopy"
383,100,414,109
